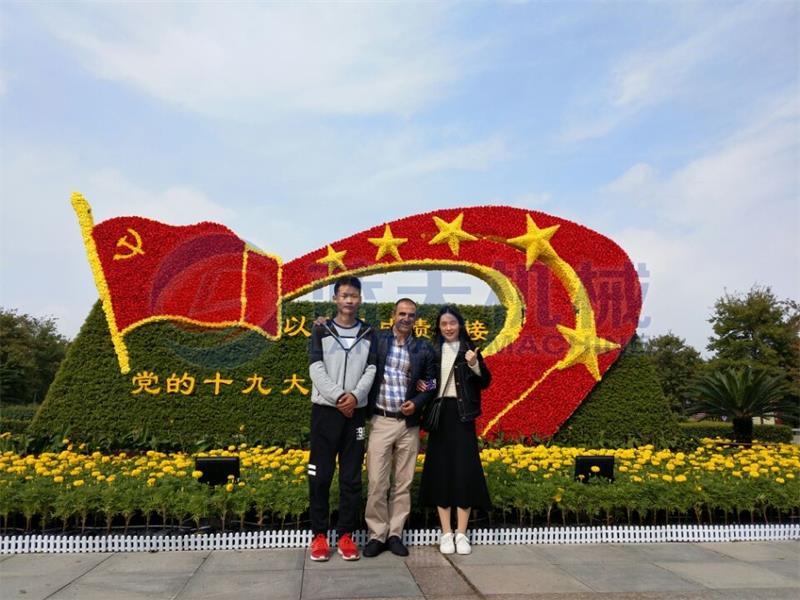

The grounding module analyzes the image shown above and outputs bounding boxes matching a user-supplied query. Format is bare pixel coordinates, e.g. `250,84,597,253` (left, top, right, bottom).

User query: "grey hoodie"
308,319,377,408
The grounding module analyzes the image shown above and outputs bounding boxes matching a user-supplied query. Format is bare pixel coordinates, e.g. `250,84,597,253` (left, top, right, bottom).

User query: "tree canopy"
0,308,70,405
642,333,703,416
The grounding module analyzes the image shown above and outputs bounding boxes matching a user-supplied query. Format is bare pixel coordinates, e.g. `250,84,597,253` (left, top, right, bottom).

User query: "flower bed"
0,438,796,534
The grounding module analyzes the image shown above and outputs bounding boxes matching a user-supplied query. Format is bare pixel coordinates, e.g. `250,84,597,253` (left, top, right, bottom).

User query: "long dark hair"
434,305,474,349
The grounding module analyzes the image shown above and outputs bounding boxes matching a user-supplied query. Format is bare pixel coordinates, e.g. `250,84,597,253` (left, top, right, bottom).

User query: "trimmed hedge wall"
679,421,793,444
29,300,505,449
0,418,30,434
552,351,681,448
0,404,40,421
28,300,685,450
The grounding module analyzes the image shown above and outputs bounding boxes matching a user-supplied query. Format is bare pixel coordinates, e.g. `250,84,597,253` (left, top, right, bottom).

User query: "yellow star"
316,244,347,276
555,323,620,381
368,224,408,262
506,214,560,269
428,213,478,256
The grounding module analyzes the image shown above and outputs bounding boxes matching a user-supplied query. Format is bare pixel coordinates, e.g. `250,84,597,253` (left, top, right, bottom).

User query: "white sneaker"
439,532,455,554
455,532,471,555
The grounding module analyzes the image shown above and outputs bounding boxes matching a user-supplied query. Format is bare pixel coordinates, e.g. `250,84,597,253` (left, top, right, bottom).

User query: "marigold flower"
73,479,84,487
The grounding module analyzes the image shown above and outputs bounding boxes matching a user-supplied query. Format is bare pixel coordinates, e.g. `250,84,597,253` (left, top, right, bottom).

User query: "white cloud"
369,136,510,182
603,97,800,353
33,3,464,119
560,4,780,142
82,169,236,225
0,149,238,338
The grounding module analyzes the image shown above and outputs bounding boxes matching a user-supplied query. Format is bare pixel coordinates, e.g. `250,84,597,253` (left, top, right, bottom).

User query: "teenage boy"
307,276,376,561
363,298,436,557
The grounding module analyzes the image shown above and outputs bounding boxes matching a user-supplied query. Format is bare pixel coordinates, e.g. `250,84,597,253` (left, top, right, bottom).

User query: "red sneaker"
337,533,360,561
309,533,330,562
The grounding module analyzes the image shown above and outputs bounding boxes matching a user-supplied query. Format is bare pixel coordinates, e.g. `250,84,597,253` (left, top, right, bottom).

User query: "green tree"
688,367,795,444
706,286,799,424
0,309,70,405
643,333,704,417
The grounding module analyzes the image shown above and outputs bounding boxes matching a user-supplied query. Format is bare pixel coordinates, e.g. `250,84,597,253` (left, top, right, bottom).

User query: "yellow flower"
662,475,673,482
53,476,64,483
225,483,234,492
72,479,84,487
674,475,687,483
191,470,203,479
776,477,785,484
590,465,600,473
147,478,156,486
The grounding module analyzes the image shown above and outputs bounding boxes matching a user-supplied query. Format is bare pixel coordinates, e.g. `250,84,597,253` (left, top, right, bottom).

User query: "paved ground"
0,541,798,600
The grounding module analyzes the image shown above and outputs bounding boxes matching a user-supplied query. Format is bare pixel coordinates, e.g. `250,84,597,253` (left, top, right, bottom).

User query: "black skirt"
419,397,491,509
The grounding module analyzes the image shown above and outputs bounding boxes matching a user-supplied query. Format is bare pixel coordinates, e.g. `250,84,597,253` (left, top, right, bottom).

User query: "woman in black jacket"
418,305,491,555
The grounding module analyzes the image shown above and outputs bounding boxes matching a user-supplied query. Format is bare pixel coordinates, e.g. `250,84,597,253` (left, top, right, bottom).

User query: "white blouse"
437,341,481,398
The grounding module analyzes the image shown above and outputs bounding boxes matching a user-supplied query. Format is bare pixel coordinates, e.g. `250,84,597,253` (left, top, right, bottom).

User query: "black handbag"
421,364,455,432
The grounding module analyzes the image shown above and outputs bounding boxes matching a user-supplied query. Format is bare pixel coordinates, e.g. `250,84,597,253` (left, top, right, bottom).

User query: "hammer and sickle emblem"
113,228,145,260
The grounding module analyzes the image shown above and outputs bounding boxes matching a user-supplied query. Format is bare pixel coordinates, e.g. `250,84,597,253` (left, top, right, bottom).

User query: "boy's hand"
400,400,415,416
337,393,356,418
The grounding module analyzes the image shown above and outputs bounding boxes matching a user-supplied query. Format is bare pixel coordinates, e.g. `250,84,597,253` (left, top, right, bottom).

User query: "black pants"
308,404,366,536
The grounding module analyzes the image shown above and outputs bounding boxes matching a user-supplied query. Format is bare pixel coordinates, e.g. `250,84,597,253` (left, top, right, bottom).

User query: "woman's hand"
465,349,478,367
415,379,427,392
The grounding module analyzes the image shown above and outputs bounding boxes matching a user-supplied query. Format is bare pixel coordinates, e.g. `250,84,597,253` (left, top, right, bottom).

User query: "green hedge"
552,350,681,448
30,300,505,449
0,418,30,434
0,404,39,421
679,421,793,444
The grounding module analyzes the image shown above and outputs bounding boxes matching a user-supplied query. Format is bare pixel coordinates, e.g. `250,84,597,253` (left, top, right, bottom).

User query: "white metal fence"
1,524,798,554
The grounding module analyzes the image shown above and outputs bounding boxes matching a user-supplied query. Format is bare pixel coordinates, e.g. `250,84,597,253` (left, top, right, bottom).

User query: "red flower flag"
72,194,281,373
73,194,641,439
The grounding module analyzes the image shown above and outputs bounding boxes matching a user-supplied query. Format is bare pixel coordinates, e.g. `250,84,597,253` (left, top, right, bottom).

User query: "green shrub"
0,404,40,421
0,418,30,434
679,421,793,444
30,300,505,450
552,350,682,448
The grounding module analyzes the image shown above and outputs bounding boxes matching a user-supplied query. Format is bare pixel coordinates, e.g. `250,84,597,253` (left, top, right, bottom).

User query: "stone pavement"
0,541,797,600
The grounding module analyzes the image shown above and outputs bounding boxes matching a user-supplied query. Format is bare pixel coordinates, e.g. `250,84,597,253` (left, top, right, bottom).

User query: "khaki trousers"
365,415,420,542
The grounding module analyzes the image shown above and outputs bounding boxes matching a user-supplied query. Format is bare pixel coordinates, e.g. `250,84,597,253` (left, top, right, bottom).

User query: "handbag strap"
439,362,456,396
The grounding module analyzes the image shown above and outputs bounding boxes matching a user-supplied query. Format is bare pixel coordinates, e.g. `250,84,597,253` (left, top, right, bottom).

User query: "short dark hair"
394,297,417,309
333,276,361,295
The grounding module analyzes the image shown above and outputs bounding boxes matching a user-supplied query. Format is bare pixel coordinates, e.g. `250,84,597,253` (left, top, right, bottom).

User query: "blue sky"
1,1,797,354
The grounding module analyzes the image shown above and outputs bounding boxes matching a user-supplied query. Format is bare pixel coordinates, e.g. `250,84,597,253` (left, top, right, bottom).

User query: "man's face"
334,284,361,317
393,300,417,336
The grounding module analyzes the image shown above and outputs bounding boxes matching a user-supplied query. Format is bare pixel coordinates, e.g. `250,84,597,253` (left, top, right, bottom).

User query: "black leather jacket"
436,341,492,422
368,331,437,427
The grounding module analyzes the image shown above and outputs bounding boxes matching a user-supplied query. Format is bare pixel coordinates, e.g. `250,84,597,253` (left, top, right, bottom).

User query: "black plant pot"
732,416,754,446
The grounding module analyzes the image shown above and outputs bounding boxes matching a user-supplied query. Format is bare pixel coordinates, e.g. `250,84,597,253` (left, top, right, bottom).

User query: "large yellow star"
428,213,478,256
368,224,408,262
316,244,347,275
555,323,620,381
506,214,560,269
